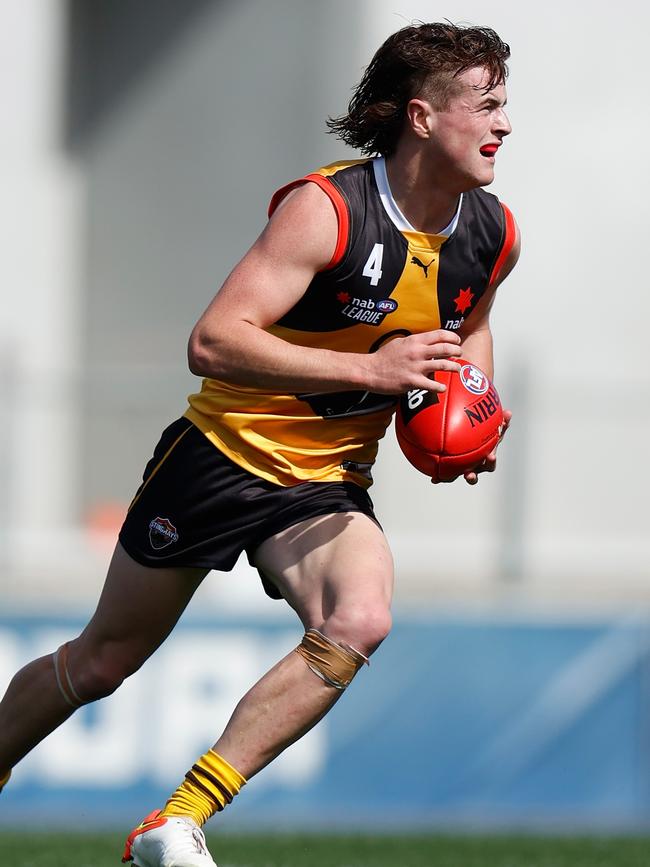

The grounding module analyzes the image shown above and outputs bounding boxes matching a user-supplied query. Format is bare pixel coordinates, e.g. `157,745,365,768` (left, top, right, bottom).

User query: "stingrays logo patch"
148,516,179,549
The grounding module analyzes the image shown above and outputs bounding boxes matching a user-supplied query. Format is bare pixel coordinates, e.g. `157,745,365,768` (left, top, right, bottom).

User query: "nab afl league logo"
460,364,489,395
148,517,179,550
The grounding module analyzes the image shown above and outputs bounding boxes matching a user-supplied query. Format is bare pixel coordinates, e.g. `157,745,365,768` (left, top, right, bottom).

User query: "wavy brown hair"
327,22,510,157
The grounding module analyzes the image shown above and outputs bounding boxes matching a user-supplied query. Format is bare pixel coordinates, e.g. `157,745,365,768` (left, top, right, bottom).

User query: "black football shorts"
119,417,380,599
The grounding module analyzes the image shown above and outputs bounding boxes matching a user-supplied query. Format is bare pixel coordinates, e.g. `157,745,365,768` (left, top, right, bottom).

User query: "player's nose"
495,107,512,137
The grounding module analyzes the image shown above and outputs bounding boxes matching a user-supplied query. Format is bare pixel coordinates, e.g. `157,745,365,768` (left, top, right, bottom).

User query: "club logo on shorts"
460,364,489,395
148,516,179,549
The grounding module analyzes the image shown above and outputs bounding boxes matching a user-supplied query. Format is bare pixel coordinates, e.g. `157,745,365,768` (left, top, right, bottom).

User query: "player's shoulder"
313,158,372,178
269,158,373,216
459,188,519,283
311,158,374,190
465,186,515,224
266,158,377,269
465,188,519,252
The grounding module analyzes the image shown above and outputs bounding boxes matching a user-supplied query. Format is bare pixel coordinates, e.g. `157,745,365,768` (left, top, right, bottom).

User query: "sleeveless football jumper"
185,157,516,489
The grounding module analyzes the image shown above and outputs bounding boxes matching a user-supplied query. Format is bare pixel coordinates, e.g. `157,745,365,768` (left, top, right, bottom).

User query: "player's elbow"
187,327,229,379
187,329,209,376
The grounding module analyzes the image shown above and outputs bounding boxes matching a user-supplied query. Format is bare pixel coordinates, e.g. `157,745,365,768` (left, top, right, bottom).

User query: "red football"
395,359,504,481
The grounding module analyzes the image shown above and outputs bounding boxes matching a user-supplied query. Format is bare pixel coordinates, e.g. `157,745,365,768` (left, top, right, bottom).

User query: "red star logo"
453,287,474,314
337,291,350,303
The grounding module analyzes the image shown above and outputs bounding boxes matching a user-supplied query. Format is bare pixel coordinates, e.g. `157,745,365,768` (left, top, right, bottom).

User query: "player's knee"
67,640,140,702
325,604,392,657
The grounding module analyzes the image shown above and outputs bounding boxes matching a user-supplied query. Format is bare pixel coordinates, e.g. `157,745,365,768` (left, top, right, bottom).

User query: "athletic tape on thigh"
52,642,85,708
295,628,369,690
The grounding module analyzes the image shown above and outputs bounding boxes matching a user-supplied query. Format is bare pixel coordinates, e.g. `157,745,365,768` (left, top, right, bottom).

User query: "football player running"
0,22,518,867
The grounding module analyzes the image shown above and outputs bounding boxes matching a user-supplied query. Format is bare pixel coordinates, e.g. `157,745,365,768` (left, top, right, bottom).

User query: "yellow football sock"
161,749,246,827
0,770,11,792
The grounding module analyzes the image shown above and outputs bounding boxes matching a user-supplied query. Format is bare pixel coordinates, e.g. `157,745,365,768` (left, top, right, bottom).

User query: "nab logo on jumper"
337,291,398,326
148,517,179,550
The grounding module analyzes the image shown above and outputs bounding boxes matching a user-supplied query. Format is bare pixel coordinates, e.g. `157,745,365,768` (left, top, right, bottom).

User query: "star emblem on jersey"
454,287,474,314
336,291,351,303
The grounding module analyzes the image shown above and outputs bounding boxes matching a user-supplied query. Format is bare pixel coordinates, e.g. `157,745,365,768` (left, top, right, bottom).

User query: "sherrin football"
395,359,504,482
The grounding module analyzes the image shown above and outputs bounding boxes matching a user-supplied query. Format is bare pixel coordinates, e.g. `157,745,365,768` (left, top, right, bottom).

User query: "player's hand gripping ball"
396,360,505,482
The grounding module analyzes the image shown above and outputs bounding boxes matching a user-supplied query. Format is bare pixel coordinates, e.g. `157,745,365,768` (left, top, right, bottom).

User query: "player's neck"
385,150,460,235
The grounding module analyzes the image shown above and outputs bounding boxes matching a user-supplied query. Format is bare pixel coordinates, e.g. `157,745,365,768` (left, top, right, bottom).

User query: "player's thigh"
253,511,394,629
70,541,208,672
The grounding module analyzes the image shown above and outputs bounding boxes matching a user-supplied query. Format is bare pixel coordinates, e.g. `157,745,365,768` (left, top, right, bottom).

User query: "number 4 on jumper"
362,243,384,286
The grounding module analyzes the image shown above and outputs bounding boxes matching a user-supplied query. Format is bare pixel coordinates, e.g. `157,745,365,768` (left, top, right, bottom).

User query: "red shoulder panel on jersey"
488,202,516,286
267,174,350,270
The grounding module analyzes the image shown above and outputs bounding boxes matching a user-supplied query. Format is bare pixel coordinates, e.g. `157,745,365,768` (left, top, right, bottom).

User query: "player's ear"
405,98,433,140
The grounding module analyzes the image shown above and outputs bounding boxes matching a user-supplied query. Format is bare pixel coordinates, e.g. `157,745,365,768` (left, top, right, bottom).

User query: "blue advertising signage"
1,614,649,830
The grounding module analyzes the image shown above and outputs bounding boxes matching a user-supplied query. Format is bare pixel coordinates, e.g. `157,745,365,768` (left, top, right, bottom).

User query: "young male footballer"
0,22,519,866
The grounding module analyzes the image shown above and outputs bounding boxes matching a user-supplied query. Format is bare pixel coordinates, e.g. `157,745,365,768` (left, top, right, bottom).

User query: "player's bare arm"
452,224,520,484
188,182,462,396
457,221,521,378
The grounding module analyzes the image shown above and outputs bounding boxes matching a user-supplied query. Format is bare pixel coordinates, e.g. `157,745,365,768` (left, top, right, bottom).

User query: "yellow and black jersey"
186,158,516,489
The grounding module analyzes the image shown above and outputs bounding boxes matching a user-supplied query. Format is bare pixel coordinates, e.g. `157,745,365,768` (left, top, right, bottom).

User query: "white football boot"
122,810,218,867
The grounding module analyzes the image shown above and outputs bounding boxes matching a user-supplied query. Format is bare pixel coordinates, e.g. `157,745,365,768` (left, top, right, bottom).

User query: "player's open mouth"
479,144,499,157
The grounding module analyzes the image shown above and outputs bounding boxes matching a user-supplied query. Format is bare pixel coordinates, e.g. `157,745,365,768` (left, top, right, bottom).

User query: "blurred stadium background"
1,0,648,834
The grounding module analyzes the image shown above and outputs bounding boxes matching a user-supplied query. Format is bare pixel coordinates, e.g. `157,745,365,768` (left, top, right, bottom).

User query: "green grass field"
1,832,649,867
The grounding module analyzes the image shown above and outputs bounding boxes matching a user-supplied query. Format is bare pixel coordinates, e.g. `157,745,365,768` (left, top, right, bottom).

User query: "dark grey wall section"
71,1,361,511
65,0,218,149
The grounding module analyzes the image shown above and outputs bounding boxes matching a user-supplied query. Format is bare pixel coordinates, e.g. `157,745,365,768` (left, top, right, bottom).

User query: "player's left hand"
462,409,511,485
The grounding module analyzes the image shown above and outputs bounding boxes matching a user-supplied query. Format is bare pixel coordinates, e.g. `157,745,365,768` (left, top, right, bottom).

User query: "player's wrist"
319,351,375,392
352,353,387,393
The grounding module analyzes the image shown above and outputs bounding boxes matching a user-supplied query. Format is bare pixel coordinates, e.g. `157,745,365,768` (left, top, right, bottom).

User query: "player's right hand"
369,329,462,394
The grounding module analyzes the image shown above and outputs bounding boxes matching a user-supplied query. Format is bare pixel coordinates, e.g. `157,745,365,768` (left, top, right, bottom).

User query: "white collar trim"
372,156,462,238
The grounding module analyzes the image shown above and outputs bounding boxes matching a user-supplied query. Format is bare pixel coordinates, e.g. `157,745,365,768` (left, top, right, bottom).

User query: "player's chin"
472,161,496,187
459,169,494,192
